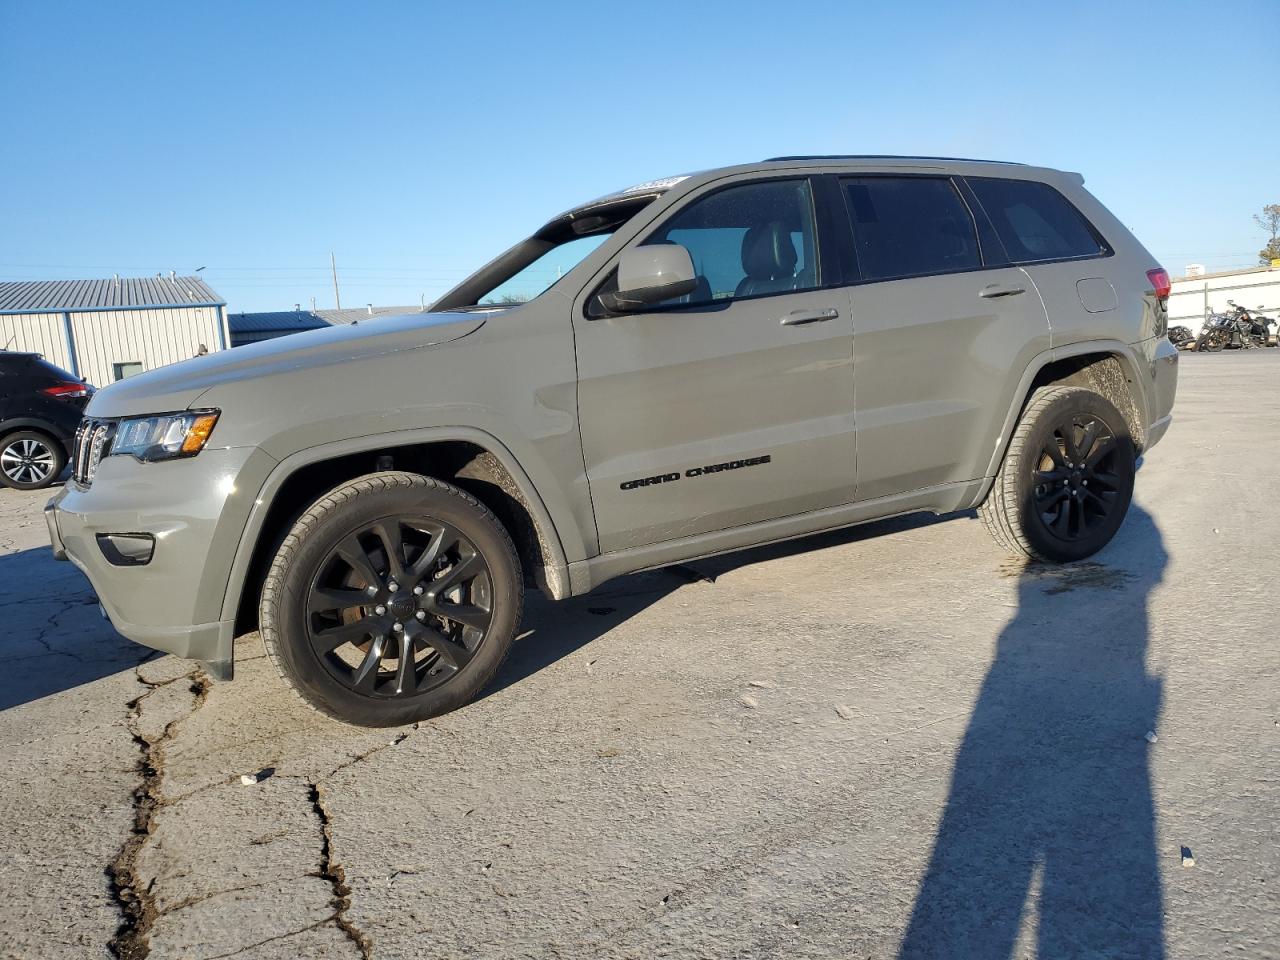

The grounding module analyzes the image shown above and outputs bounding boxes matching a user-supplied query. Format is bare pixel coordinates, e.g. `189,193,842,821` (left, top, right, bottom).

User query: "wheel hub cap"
304,516,494,699
1,439,54,484
1031,415,1122,542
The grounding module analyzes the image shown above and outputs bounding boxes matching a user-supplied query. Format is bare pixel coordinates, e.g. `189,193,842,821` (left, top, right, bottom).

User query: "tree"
1256,203,1280,264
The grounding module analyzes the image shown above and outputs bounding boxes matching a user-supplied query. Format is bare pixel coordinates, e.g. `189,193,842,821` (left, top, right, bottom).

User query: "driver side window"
644,178,821,307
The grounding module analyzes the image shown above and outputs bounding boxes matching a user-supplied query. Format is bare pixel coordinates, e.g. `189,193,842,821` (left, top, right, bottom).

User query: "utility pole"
330,251,342,309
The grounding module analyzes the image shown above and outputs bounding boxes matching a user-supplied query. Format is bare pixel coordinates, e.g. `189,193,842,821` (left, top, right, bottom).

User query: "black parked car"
0,352,92,490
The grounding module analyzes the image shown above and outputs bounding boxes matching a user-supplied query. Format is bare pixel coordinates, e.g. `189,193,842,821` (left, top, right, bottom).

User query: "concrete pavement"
1,353,1276,959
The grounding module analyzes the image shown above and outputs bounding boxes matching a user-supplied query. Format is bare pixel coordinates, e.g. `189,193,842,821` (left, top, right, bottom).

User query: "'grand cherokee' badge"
620,455,771,491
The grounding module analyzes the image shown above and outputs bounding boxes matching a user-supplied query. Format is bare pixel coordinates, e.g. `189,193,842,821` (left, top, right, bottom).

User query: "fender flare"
980,339,1151,483
216,425,573,628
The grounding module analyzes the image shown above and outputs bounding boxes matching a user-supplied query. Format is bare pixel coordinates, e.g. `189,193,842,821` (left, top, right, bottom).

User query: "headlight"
111,410,220,462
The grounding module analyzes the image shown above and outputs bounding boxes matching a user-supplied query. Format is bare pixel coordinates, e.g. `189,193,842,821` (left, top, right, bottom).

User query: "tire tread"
979,386,1088,562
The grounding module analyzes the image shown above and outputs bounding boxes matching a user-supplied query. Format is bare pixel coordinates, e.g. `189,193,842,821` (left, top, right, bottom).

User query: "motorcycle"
1168,325,1196,348
1229,301,1275,347
1195,301,1274,351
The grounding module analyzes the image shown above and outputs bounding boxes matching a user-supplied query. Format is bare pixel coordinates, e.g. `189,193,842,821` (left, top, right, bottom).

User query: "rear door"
573,175,855,554
963,176,1117,347
838,174,1051,501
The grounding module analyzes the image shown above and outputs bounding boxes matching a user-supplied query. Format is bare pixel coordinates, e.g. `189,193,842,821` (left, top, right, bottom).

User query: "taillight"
1146,267,1171,301
41,382,89,399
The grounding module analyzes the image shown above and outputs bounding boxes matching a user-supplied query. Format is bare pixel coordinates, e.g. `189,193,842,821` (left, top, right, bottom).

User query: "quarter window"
842,177,981,282
967,177,1106,263
644,179,820,306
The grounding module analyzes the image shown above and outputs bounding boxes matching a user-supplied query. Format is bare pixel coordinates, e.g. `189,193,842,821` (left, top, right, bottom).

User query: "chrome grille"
72,419,114,486
72,422,91,483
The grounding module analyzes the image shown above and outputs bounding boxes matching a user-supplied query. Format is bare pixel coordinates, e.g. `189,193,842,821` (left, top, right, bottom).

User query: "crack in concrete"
156,872,328,916
106,667,210,960
21,596,88,659
322,727,416,781
308,780,373,959
201,918,334,960
101,661,414,959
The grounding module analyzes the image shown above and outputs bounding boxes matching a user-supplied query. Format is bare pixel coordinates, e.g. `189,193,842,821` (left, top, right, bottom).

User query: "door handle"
979,283,1026,299
779,307,840,326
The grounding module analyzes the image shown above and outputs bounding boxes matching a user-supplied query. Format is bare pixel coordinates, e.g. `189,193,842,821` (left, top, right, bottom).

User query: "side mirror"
598,244,697,313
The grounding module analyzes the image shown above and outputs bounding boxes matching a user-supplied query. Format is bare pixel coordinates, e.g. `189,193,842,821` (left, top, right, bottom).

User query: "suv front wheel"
980,386,1135,563
260,472,523,727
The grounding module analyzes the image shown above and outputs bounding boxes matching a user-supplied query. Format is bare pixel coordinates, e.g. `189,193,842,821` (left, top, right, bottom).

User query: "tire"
260,471,523,727
1199,332,1226,352
0,430,66,490
979,386,1135,563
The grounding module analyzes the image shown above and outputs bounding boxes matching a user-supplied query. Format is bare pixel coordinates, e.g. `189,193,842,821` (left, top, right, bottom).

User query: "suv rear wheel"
979,386,1135,563
0,430,65,490
260,472,523,727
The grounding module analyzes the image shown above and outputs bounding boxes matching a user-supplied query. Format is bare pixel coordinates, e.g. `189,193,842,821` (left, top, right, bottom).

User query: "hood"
86,311,487,418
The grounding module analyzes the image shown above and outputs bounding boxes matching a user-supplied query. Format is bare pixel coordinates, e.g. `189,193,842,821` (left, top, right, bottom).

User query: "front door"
573,176,855,554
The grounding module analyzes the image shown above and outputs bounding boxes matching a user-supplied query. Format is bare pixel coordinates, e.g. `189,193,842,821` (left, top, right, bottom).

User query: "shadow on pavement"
485,510,952,699
899,504,1167,959
0,545,148,711
1,507,946,712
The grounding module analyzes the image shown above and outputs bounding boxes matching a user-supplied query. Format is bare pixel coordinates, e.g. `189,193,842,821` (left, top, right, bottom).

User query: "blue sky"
2,0,1276,313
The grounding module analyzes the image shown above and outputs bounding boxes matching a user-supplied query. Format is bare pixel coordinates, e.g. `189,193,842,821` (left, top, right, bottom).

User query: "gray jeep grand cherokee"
46,156,1178,726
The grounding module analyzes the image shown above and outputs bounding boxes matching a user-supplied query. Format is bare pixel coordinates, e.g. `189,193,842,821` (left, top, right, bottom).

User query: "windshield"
478,235,609,305
432,184,681,312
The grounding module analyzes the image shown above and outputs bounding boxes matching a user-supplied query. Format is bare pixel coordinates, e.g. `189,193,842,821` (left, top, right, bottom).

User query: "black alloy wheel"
260,472,523,727
307,516,493,699
1031,415,1123,544
979,386,1135,563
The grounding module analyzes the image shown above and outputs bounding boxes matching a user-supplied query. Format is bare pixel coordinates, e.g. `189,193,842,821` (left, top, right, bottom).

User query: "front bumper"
45,499,66,560
46,445,277,671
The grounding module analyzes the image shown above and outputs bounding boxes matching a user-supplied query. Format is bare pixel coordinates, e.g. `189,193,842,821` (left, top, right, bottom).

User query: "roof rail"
764,154,1025,165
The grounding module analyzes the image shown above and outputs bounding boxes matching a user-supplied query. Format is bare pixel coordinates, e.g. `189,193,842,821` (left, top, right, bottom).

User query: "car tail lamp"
41,381,89,399
1146,268,1171,301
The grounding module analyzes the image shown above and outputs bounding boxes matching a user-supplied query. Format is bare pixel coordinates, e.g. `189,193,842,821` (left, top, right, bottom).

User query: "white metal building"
0,276,229,387
1168,264,1280,335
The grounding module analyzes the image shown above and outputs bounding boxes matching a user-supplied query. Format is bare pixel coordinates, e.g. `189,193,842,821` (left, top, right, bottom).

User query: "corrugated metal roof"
227,310,332,334
228,305,423,336
0,276,224,314
316,306,422,326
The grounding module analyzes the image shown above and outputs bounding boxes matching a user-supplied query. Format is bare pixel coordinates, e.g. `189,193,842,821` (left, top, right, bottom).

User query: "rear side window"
841,177,981,282
967,177,1106,263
